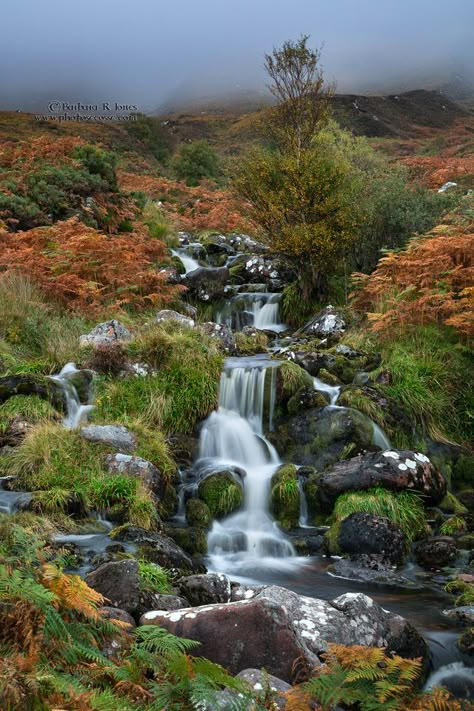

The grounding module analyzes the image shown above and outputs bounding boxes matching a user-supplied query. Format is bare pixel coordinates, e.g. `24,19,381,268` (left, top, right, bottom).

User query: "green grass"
95,321,224,434
330,488,428,547
440,516,467,536
234,331,269,354
278,361,313,398
138,559,172,594
280,280,319,327
0,395,59,432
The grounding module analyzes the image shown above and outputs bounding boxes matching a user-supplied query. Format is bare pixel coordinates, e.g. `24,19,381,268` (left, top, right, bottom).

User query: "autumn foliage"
0,217,182,313
352,219,474,339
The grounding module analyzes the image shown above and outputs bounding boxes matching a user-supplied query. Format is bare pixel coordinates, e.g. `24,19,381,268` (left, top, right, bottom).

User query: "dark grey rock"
415,536,458,569
177,573,231,606
338,512,405,564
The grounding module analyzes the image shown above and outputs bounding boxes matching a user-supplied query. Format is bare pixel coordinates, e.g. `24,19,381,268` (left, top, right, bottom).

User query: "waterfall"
372,421,392,450
199,356,296,575
313,377,341,405
215,293,287,332
49,363,93,429
171,247,201,274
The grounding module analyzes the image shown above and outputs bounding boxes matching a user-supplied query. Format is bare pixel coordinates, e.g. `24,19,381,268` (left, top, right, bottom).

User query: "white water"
216,293,287,332
313,376,341,405
425,662,474,699
49,362,93,429
372,421,392,450
199,356,297,575
171,247,201,274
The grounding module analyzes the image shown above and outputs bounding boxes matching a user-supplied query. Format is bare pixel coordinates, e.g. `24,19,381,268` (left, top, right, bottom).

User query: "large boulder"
177,573,232,606
338,512,406,564
111,526,202,574
80,320,131,347
155,309,195,328
80,425,137,452
415,536,458,569
140,585,428,682
300,306,346,340
318,450,446,511
85,560,140,615
271,406,374,470
105,453,166,499
182,266,230,301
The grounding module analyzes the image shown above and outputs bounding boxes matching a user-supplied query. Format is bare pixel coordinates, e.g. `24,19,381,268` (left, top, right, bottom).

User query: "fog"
1,0,473,112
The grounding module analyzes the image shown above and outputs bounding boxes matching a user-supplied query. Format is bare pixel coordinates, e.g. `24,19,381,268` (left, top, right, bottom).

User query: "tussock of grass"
278,361,313,398
0,395,59,432
138,559,172,594
234,331,269,354
95,322,224,434
331,488,428,544
338,389,386,429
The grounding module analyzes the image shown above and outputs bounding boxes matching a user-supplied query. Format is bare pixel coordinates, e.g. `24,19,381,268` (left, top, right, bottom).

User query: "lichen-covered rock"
139,586,428,682
105,453,166,499
318,450,447,511
237,669,291,709
80,425,137,452
155,309,195,328
198,472,243,518
338,512,406,564
270,464,300,530
301,306,346,340
201,322,236,354
415,536,458,569
177,573,232,606
182,266,230,301
80,319,131,347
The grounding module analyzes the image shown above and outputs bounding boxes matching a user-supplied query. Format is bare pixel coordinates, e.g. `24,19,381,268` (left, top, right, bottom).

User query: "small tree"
172,141,220,186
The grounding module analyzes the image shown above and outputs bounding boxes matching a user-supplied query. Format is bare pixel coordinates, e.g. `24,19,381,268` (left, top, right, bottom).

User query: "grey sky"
1,0,473,111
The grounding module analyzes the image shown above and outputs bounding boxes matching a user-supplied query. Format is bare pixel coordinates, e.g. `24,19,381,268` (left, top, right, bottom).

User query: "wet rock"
270,464,300,530
287,387,327,416
328,556,421,589
458,630,474,656
182,266,230,301
61,368,94,404
287,531,325,556
318,450,447,511
111,526,202,574
335,344,362,359
80,319,131,347
105,453,166,499
198,472,244,518
271,406,373,470
186,498,212,528
237,668,291,709
201,322,236,354
139,586,428,682
156,309,195,328
300,306,346,340
165,525,208,556
140,593,189,612
294,351,337,376
86,560,140,615
80,424,137,452
338,512,405,564
177,573,232,606
415,536,458,569
166,433,199,469
443,606,474,626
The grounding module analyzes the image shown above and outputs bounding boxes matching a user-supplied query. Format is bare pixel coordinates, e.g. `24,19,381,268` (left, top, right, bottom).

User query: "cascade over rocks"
318,450,447,510
337,512,406,564
80,319,132,347
140,585,429,682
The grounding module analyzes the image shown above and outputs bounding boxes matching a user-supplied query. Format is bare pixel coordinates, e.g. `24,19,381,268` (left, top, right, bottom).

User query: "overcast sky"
1,0,474,111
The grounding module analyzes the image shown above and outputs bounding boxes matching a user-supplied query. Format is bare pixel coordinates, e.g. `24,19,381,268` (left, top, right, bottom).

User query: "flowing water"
49,362,93,429
215,292,287,332
171,246,201,274
199,356,296,575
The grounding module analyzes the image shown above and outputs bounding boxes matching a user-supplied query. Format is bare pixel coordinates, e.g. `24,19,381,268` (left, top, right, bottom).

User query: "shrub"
172,141,220,186
0,192,44,230
74,144,118,189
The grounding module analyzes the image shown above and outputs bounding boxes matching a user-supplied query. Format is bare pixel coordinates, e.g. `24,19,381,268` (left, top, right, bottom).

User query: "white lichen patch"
414,453,430,463
383,451,400,460
405,459,417,469
398,463,408,471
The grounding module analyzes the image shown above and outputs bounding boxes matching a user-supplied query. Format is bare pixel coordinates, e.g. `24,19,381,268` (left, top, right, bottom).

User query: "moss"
325,519,342,555
457,534,474,550
198,472,243,518
287,388,327,417
445,579,474,607
453,454,474,490
278,361,313,400
440,516,468,536
160,483,178,520
166,526,207,555
234,331,269,355
186,498,212,528
303,471,322,521
318,368,340,386
338,388,386,429
270,464,300,530
439,492,468,515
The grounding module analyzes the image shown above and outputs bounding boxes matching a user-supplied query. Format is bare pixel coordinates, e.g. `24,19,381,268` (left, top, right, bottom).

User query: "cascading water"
215,293,287,332
171,247,201,274
198,356,296,575
313,376,341,406
49,363,93,429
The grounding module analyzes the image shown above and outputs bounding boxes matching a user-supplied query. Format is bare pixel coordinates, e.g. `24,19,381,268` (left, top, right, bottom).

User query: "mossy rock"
325,520,342,556
171,256,186,275
234,331,269,355
456,534,474,550
303,470,323,521
318,368,340,386
186,498,212,528
165,525,208,555
277,361,314,403
270,463,300,530
160,484,178,519
453,454,474,490
198,472,243,518
287,387,327,417
439,492,468,515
